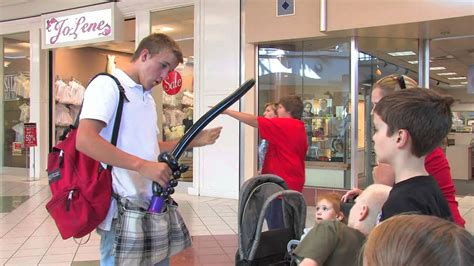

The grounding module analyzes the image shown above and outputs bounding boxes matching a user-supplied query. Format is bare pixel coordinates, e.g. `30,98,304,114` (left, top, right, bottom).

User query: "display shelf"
304,115,349,163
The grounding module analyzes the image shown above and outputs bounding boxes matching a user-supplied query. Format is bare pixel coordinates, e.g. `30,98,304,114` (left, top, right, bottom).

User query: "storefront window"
431,37,474,181
258,38,352,188
152,6,194,182
2,32,31,169
51,19,134,145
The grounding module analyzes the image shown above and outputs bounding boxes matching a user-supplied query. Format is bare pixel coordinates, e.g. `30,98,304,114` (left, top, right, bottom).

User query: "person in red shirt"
223,95,308,228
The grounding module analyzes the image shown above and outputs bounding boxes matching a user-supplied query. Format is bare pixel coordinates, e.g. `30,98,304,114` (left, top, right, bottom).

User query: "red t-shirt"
425,147,465,227
258,117,308,192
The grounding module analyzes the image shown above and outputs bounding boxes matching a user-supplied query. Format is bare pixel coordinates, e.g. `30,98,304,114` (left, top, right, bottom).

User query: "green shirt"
294,220,365,266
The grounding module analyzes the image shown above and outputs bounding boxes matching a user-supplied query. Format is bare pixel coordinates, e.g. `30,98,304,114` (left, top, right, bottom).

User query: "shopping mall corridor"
0,173,473,265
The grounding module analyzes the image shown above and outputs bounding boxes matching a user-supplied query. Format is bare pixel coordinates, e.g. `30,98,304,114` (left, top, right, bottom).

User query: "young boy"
372,88,453,222
76,33,222,266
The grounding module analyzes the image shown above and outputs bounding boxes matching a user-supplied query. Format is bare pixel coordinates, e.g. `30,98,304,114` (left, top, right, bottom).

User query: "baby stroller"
236,174,306,265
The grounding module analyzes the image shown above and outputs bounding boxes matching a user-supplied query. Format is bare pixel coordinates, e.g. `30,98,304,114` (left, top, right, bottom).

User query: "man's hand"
136,160,172,187
341,188,363,202
191,127,222,147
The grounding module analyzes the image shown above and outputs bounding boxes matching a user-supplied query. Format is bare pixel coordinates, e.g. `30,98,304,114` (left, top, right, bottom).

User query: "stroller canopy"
237,174,306,262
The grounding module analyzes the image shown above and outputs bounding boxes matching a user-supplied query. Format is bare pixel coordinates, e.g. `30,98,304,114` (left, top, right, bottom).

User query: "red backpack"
46,73,128,239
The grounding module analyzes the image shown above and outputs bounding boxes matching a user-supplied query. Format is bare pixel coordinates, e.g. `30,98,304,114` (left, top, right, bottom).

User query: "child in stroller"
287,193,346,264
236,174,306,266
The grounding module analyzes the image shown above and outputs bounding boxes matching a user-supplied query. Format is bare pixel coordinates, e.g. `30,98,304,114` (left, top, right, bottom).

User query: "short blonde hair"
363,214,474,266
264,102,278,114
132,33,183,64
373,74,418,97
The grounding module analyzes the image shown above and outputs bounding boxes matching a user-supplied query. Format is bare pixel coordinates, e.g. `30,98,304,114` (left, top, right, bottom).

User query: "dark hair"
279,95,304,120
131,33,183,64
364,214,474,266
373,88,454,157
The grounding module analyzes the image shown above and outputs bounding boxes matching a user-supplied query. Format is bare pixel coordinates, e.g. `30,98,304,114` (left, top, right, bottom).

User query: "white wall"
191,0,241,199
0,0,110,21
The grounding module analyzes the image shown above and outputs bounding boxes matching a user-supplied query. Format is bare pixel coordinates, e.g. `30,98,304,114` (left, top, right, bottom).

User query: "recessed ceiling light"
460,82,468,85
4,47,20,54
407,60,418,64
447,77,467,80
388,51,416,56
437,72,457,76
430,67,446,70
449,84,464,87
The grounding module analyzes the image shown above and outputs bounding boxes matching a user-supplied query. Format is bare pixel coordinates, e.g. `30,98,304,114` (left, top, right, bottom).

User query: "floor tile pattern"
0,174,473,265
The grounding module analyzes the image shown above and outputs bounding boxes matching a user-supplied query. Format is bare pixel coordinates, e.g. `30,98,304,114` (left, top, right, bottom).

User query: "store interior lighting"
387,51,416,56
437,72,457,76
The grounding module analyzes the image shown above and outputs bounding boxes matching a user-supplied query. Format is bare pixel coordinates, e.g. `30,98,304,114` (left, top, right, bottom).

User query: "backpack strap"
71,72,129,149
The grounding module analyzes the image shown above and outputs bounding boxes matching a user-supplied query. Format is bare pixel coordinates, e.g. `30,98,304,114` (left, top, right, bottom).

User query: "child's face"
315,199,339,222
372,113,395,164
263,106,277,118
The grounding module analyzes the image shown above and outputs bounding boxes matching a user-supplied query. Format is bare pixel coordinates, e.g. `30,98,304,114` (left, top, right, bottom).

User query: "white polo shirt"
80,69,160,230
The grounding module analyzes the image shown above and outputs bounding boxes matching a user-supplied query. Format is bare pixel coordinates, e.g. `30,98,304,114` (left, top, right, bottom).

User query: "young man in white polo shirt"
76,33,221,266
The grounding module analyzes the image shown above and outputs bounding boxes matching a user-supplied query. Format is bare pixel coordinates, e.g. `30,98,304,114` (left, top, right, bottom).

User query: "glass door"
1,32,31,172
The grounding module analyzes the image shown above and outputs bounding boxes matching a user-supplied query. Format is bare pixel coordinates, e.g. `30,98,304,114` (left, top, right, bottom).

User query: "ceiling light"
388,51,416,57
407,60,418,64
447,77,467,80
4,55,27,59
437,72,457,76
430,66,446,70
460,82,468,85
17,42,30,48
151,25,174,33
449,84,464,87
4,47,20,54
160,26,174,32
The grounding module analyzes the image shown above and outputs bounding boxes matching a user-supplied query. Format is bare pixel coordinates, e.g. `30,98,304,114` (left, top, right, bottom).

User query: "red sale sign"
162,71,182,95
24,123,38,147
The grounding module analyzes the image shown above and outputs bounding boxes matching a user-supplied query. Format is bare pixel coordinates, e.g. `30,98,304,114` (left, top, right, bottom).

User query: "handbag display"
113,194,192,265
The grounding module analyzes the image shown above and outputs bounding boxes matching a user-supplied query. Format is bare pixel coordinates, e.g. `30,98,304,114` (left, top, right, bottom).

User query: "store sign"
162,71,183,95
42,3,123,49
23,123,37,147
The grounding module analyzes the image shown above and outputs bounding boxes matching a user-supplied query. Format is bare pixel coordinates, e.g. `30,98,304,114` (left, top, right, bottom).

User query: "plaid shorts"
113,196,192,265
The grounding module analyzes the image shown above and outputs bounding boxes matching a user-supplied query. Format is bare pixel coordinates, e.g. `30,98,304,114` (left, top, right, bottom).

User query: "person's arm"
341,188,363,202
299,258,319,266
159,127,222,152
222,109,258,128
76,119,171,186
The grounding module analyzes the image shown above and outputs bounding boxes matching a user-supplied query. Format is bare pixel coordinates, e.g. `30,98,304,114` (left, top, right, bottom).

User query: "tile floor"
0,173,473,265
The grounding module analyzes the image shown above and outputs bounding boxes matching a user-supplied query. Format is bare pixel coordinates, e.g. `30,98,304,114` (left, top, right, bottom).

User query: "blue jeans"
97,222,170,266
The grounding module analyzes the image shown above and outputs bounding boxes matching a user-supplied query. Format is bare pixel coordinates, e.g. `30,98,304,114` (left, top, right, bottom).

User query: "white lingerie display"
54,77,85,143
3,72,30,100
